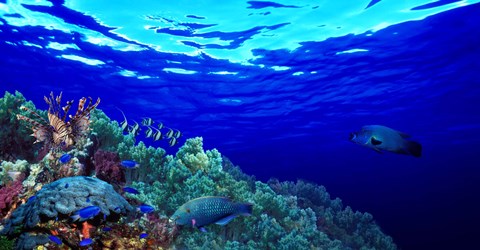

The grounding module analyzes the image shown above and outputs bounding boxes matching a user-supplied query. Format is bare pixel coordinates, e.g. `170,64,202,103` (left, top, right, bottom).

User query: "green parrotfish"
349,125,422,157
171,196,253,231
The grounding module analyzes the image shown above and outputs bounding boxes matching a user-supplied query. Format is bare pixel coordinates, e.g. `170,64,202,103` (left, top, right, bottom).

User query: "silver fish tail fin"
405,140,422,157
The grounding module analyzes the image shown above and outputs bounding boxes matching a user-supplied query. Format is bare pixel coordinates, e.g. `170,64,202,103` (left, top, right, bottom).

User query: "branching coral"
0,91,42,162
129,137,396,249
89,109,130,152
117,141,166,185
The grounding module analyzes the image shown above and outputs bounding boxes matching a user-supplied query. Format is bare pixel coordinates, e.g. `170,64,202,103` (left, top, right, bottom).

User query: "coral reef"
0,180,24,218
0,235,14,250
89,109,131,152
93,149,125,186
1,176,133,234
129,137,396,250
0,91,42,162
0,160,28,186
0,91,397,249
117,141,166,185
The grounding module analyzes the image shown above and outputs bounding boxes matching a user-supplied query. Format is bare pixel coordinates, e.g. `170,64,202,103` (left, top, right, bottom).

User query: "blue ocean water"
1,0,480,249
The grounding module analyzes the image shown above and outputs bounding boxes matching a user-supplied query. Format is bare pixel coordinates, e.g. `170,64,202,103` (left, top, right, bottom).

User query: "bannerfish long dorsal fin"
371,137,382,145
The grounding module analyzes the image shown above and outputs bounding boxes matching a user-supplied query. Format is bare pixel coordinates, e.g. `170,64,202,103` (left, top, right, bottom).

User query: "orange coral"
81,221,94,239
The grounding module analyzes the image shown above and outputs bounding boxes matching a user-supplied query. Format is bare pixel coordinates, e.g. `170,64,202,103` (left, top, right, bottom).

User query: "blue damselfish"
71,206,101,221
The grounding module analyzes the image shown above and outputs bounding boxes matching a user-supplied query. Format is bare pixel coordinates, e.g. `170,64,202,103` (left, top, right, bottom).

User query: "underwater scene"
1,0,480,249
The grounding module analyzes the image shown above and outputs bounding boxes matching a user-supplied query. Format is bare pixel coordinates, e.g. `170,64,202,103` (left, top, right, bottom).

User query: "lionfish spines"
17,92,100,152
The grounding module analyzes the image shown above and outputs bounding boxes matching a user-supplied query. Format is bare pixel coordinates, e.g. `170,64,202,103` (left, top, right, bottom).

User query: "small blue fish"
28,196,36,203
79,238,93,246
137,204,155,214
48,235,62,245
102,227,112,232
120,160,139,168
71,206,101,221
65,183,69,188
59,153,72,164
139,233,148,239
122,187,139,194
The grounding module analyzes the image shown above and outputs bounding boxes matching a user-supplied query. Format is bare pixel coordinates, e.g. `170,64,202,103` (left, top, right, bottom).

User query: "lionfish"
16,92,100,152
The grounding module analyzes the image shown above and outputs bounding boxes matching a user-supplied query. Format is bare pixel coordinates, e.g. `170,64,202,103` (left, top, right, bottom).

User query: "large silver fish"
171,196,252,231
349,125,422,157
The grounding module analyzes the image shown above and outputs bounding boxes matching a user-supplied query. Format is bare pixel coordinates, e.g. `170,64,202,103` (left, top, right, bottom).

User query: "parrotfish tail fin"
237,202,253,216
406,140,422,157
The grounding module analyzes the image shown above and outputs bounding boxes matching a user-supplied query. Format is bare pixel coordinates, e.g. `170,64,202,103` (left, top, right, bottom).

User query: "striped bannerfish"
129,121,141,136
169,137,177,146
166,128,175,139
141,117,154,126
152,127,163,141
173,129,182,139
145,126,154,138
157,122,164,129
115,107,129,133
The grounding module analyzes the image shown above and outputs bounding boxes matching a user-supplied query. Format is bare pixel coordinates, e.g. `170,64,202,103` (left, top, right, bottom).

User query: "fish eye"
186,208,191,213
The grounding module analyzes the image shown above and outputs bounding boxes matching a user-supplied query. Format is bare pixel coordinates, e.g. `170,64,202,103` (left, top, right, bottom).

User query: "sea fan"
16,92,100,152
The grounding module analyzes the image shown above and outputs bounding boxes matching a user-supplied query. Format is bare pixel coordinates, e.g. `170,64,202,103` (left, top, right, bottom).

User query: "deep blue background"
2,1,480,249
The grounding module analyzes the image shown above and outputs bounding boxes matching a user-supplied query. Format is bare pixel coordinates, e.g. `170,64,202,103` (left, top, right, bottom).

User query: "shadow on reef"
1,91,396,249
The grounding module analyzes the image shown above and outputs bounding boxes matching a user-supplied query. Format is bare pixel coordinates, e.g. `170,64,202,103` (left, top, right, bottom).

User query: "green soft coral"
87,128,396,250
0,91,44,162
90,109,131,152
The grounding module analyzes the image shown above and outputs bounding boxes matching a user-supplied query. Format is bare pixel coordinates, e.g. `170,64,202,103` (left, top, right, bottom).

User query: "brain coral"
1,176,133,235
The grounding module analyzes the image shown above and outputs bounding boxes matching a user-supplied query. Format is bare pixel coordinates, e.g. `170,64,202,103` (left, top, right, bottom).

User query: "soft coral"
93,150,125,186
0,180,24,217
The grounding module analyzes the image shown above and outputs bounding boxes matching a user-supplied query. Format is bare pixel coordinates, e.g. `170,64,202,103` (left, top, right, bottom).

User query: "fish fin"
215,214,237,226
397,131,411,138
373,147,383,154
70,214,80,221
371,137,382,145
405,140,422,157
237,203,253,216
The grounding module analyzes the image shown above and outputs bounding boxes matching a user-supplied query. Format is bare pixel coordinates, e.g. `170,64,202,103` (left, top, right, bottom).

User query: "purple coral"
94,150,125,186
0,180,24,217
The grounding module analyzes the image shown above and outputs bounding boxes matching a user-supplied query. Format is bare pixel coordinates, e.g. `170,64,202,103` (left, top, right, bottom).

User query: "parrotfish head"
349,130,371,145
